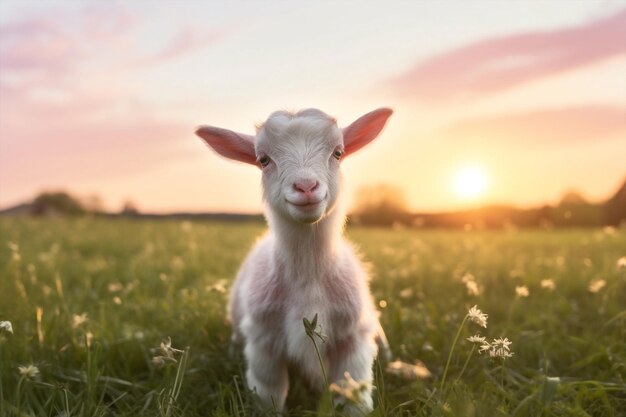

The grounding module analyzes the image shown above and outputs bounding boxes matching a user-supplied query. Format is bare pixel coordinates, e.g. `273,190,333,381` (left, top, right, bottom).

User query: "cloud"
0,6,223,84
0,17,83,75
391,8,626,102
0,5,216,203
444,105,626,145
145,26,223,64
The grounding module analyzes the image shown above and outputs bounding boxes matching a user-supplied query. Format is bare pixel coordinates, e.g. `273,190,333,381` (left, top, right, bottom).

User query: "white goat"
196,107,393,414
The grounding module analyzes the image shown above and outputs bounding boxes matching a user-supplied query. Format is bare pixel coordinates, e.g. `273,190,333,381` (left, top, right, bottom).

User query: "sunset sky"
1,1,625,213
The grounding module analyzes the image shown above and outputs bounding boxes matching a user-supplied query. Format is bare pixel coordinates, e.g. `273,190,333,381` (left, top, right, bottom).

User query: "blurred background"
1,1,625,227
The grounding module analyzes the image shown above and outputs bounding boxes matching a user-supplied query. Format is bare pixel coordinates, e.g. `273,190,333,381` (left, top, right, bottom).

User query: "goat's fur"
196,107,393,414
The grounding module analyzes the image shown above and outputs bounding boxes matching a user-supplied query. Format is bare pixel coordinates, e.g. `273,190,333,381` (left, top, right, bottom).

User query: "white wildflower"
151,355,177,368
170,256,185,272
467,305,488,328
515,285,529,298
617,257,626,270
8,242,20,262
0,321,13,334
72,313,88,329
541,279,556,290
160,336,184,358
399,288,414,299
18,364,40,379
180,221,192,232
493,337,512,349
488,337,514,359
152,336,184,368
329,371,371,403
467,334,486,344
603,226,616,235
385,360,431,380
588,279,606,293
152,356,166,367
206,279,228,294
462,273,480,296
478,342,492,354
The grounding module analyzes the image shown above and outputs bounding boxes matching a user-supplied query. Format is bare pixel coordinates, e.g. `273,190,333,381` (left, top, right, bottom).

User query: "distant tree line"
350,179,626,229
3,179,625,228
12,191,140,218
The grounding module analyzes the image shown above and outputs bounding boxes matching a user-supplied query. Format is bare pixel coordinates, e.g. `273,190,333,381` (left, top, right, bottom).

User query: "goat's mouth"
286,199,323,211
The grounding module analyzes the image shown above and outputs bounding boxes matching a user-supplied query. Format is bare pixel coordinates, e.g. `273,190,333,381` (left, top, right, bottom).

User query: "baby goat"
196,108,393,414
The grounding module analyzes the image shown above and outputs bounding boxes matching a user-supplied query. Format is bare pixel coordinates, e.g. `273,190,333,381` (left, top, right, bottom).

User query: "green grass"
1,217,625,416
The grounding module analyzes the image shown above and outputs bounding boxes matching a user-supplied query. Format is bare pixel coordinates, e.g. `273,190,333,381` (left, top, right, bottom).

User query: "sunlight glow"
453,165,489,199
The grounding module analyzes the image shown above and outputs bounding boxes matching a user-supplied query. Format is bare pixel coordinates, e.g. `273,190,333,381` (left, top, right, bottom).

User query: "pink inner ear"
195,126,257,165
343,108,393,156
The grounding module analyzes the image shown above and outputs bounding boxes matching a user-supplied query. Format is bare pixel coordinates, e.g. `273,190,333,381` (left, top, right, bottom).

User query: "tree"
605,177,626,226
30,192,85,216
120,200,140,216
351,184,411,226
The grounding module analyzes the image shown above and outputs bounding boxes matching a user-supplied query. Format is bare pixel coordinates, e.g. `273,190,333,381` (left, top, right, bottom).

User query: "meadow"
0,217,625,416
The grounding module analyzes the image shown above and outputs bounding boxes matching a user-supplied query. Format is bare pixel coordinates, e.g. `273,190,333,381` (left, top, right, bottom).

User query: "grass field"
1,217,625,416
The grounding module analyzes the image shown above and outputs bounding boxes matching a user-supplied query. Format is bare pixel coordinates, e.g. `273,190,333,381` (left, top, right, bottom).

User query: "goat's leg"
329,336,377,415
244,342,289,411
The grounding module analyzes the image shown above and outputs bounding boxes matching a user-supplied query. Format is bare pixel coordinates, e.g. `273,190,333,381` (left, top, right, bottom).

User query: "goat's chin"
286,202,327,224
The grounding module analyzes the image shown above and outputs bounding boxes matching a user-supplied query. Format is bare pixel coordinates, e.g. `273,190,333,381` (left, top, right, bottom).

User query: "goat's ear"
195,126,257,165
342,108,393,157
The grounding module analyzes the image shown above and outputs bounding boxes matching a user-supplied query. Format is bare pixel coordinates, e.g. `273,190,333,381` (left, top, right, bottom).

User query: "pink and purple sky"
1,1,625,213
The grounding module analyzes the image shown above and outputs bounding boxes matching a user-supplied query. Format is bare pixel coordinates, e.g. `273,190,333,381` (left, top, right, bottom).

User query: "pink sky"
0,1,625,213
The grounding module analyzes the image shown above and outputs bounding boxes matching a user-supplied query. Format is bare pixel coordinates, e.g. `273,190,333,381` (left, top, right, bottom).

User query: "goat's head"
196,108,393,224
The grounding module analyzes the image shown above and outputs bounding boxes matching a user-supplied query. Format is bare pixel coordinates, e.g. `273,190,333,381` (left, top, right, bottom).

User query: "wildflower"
478,342,492,354
113,296,122,305
159,336,184,359
617,257,626,270
72,313,88,329
151,336,184,368
180,221,192,232
151,355,177,368
467,305,488,328
0,321,13,334
515,285,530,298
399,288,414,299
206,279,228,293
85,331,94,348
329,371,371,403
170,256,185,272
603,226,616,235
8,242,20,262
588,279,606,293
462,273,480,296
18,364,40,379
541,279,556,290
465,280,480,296
108,282,124,293
467,334,486,344
379,300,387,308
488,338,514,359
386,360,431,380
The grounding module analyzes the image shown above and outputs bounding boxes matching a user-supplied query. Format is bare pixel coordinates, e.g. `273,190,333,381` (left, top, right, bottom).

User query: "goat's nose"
293,179,319,194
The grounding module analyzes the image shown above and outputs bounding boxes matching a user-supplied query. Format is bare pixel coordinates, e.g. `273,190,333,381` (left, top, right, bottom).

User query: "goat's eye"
257,155,271,168
333,149,344,160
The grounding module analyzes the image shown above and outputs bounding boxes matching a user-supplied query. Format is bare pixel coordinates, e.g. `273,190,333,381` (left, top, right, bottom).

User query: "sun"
453,165,489,199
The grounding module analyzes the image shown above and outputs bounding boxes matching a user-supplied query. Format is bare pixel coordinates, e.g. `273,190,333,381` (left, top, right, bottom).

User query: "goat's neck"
268,203,345,283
